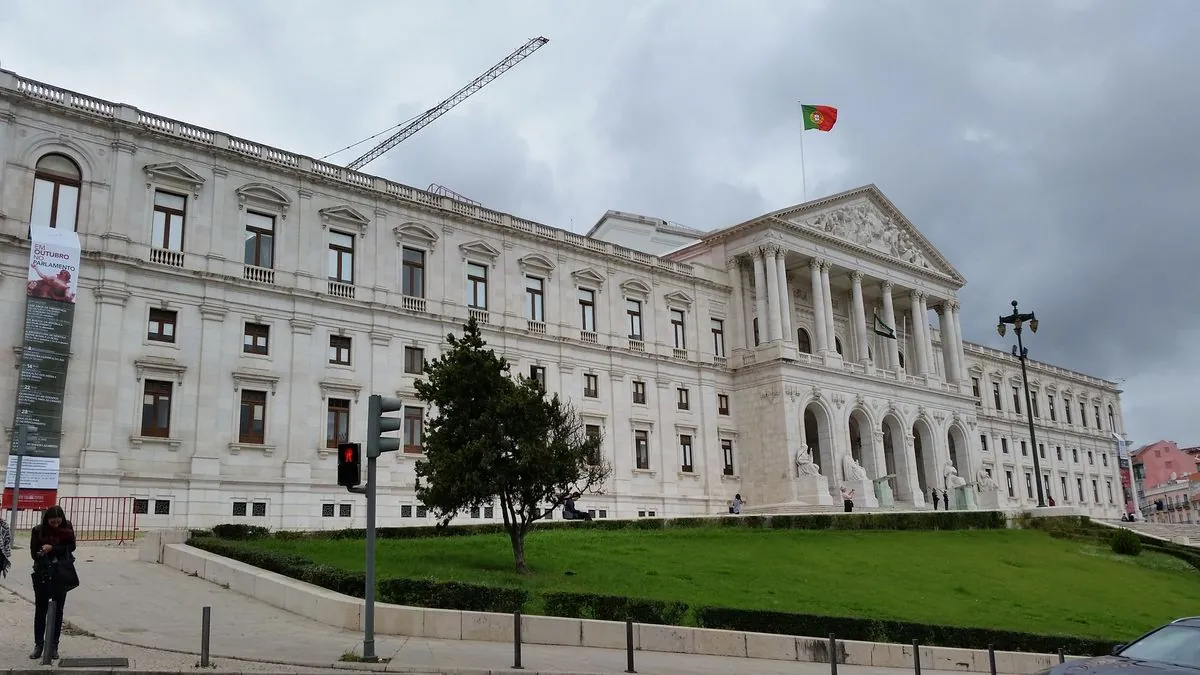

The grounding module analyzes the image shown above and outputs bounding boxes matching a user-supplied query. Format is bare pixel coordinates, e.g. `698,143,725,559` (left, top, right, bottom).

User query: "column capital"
809,257,825,270
909,289,922,301
773,245,789,259
933,304,946,316
821,259,834,272
760,244,782,257
849,270,864,284
725,255,743,270
879,279,894,292
947,299,960,311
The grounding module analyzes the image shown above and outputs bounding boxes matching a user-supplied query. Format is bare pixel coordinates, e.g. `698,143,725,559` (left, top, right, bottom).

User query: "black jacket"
30,522,76,563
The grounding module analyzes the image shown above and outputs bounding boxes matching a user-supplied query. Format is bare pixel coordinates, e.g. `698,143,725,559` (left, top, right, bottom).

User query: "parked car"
1041,617,1200,675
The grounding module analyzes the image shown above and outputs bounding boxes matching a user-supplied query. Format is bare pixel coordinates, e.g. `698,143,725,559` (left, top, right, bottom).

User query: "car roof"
1170,617,1200,627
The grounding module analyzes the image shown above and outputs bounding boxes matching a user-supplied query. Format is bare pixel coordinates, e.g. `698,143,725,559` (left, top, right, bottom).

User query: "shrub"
695,606,1115,656
378,578,527,613
211,524,270,540
542,591,688,625
1110,528,1143,556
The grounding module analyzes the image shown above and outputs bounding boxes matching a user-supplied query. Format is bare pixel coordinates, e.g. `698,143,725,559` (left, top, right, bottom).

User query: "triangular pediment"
771,185,963,283
143,161,206,191
663,290,693,307
571,267,606,287
459,239,501,260
319,205,370,233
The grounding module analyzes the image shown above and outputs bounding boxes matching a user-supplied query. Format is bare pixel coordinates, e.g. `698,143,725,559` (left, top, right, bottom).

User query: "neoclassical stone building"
0,69,1129,528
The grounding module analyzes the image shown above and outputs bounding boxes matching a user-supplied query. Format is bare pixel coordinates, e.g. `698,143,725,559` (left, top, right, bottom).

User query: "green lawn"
244,527,1200,640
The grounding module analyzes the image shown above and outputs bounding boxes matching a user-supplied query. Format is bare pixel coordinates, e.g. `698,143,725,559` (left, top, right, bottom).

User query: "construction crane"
345,37,549,172
427,183,482,206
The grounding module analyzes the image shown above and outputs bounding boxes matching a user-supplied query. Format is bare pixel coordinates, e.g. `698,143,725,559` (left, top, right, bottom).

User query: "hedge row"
198,510,1009,545
542,591,688,625
1019,516,1200,571
694,606,1115,656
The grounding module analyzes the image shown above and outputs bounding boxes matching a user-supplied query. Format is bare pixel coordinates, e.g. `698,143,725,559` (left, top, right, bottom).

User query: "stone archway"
803,403,836,492
912,418,938,500
948,424,971,481
848,408,880,479
881,413,915,502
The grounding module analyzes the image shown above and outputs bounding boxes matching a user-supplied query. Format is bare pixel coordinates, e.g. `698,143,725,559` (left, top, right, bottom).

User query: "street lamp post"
997,300,1046,508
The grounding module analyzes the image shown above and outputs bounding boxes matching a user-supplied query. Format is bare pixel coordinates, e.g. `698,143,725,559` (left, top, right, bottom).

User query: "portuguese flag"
801,104,838,132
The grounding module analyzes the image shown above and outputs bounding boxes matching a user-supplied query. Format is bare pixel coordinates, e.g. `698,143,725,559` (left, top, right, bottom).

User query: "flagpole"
799,129,808,202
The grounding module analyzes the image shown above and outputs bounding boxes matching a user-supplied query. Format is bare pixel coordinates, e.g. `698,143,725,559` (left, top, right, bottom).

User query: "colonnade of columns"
725,247,968,383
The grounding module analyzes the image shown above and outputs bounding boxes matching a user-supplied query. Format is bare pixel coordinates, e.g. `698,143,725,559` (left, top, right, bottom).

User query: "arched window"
834,336,843,356
31,153,82,231
797,328,812,354
1107,405,1116,432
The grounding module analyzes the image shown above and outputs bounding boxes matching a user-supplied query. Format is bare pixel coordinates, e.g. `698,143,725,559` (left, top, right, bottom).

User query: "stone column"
909,292,928,375
919,294,935,375
774,248,793,341
951,301,967,383
726,256,747,352
809,259,828,353
763,247,783,342
820,262,836,354
935,305,954,381
880,281,900,370
850,272,870,364
751,251,769,346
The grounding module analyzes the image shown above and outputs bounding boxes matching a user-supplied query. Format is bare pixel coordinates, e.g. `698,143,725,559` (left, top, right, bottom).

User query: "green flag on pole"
873,311,897,339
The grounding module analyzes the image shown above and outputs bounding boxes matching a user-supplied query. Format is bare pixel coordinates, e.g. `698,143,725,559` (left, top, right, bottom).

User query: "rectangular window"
1044,475,1052,499
584,373,599,398
466,262,488,309
670,309,686,349
239,390,267,444
1031,395,1040,418
244,211,275,268
529,365,546,388
152,189,186,251
404,346,424,374
401,247,425,298
1088,450,1094,465
626,299,643,339
717,394,730,416
585,424,601,465
1056,446,1063,461
1001,438,1009,454
971,378,981,404
676,387,690,411
1005,471,1014,498
243,322,270,355
133,499,149,515
1025,472,1034,499
711,319,725,357
326,398,350,449
1094,405,1102,429
141,379,173,438
1065,401,1073,424
980,435,988,452
1048,395,1057,421
1092,479,1099,503
147,308,177,343
31,161,80,231
680,435,694,473
525,275,545,321
232,502,247,517
323,503,335,518
634,430,650,470
403,406,424,453
339,503,352,518
1012,386,1021,414
1102,452,1108,468
1039,443,1045,459
992,382,1002,409
328,230,354,283
632,381,646,405
578,288,595,331
752,317,760,346
1061,476,1069,501
722,439,735,476
1080,401,1087,427
1072,447,1079,463
252,502,267,517
329,335,351,365
1076,477,1085,503
1021,440,1027,456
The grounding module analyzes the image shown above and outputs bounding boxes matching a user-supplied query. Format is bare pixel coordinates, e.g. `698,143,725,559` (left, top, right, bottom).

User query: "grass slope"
245,527,1200,640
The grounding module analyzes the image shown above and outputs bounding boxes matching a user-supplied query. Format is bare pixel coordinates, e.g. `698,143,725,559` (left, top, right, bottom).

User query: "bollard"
625,620,636,673
512,611,523,670
201,606,212,668
988,644,997,675
1058,648,1065,664
41,600,58,665
912,639,922,675
829,633,838,675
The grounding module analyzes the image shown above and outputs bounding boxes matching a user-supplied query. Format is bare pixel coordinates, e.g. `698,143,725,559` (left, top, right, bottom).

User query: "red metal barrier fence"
2,497,137,543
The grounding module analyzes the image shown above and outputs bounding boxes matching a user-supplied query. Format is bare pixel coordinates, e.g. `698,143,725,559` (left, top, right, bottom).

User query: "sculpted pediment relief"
784,194,958,279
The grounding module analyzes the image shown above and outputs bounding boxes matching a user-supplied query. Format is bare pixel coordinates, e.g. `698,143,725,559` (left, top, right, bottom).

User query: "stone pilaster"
762,246,783,342
880,281,900,370
820,262,836,356
909,291,928,375
918,294,935,376
79,285,130,472
773,248,793,341
725,256,747,353
849,272,870,364
751,251,769,346
809,258,828,353
185,302,228,529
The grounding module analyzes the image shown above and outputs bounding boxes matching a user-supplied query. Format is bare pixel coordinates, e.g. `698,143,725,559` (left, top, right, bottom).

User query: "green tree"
413,318,609,573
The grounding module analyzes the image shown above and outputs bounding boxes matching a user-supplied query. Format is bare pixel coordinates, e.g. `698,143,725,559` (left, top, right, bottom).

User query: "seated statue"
974,468,999,492
796,446,822,477
943,461,967,490
841,452,868,482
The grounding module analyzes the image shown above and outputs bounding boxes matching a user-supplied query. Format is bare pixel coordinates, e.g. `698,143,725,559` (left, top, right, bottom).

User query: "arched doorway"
848,409,879,479
948,425,970,479
880,413,912,502
803,404,836,492
912,419,938,500
797,328,812,354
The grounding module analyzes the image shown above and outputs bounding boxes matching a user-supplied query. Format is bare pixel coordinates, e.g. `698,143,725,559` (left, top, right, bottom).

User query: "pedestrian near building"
29,505,78,661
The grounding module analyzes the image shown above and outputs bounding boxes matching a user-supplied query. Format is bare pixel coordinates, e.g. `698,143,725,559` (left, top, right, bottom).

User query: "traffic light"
367,394,404,458
337,442,361,487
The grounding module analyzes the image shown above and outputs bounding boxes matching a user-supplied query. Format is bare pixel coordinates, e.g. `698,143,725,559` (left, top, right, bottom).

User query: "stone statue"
795,446,822,477
943,461,967,490
841,452,868,482
974,468,999,492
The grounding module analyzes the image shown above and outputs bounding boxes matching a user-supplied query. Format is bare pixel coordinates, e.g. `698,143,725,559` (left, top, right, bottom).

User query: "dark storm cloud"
1,0,1195,442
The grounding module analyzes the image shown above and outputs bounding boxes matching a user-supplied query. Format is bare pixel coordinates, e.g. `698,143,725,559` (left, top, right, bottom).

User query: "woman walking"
29,505,76,661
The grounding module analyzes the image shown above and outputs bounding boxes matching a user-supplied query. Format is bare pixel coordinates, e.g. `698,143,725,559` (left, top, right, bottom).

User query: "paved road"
1,545,976,675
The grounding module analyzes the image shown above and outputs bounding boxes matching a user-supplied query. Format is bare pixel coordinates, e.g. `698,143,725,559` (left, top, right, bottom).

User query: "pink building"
1132,440,1200,521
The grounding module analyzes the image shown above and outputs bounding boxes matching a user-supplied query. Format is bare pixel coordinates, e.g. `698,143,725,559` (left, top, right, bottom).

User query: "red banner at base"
2,488,58,511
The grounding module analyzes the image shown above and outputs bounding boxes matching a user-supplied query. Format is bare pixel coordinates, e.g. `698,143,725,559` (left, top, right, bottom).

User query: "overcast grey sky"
3,0,1196,447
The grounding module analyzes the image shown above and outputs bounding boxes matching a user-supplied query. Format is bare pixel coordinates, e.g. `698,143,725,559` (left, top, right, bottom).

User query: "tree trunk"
508,528,529,574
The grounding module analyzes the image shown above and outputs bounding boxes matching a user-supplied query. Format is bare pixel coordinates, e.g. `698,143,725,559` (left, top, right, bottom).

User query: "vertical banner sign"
1114,434,1134,514
3,225,81,510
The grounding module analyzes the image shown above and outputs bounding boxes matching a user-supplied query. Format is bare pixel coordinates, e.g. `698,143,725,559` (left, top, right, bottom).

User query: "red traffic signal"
337,442,361,488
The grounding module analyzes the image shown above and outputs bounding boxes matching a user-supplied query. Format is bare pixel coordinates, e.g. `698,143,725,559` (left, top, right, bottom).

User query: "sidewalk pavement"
1,545,973,675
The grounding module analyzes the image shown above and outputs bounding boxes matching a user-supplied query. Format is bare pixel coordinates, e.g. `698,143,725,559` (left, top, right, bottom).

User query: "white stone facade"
0,69,1129,529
